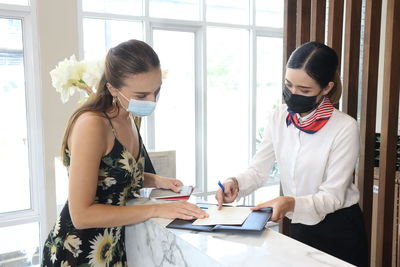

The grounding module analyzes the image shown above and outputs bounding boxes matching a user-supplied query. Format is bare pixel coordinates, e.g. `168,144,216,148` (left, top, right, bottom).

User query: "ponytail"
327,71,342,105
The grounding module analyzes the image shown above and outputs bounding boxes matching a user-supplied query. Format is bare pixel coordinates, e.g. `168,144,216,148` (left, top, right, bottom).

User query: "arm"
144,172,183,192
67,114,206,229
292,119,360,225
144,172,158,187
216,110,277,207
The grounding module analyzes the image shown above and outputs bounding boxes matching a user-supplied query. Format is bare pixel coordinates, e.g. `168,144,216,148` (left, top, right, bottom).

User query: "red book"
149,186,194,200
160,195,191,201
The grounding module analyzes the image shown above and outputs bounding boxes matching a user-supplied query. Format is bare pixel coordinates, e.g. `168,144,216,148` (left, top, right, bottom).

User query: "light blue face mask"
118,91,157,117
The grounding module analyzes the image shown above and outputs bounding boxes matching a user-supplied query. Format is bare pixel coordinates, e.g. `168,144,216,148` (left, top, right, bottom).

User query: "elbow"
318,194,343,214
70,210,91,230
70,214,87,230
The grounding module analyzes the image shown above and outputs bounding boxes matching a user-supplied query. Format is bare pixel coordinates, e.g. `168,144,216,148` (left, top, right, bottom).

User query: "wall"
36,0,80,231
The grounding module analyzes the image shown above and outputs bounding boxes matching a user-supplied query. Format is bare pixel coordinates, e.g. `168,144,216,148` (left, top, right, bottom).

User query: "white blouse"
237,104,360,225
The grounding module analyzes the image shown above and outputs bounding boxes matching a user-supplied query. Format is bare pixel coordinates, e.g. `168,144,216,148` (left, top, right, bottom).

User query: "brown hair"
328,71,342,105
61,39,160,165
287,41,342,104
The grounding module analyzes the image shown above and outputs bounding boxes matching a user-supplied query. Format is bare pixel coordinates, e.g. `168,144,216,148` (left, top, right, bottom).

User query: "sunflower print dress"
42,114,144,267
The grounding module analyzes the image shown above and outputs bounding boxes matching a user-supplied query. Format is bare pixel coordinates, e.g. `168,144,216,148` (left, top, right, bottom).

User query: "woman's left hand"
251,196,295,222
155,176,183,192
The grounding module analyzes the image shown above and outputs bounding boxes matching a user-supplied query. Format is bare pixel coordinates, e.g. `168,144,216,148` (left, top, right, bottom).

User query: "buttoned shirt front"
237,104,360,225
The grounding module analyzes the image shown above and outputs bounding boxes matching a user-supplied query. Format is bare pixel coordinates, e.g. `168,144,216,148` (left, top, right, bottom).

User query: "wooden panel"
310,0,326,43
341,0,362,119
374,168,400,182
296,0,311,46
376,0,400,265
358,0,382,263
281,0,297,236
283,0,297,70
390,183,399,267
371,171,400,266
327,0,344,68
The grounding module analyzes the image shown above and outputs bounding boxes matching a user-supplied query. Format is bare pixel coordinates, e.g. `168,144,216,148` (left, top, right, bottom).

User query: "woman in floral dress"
42,39,207,267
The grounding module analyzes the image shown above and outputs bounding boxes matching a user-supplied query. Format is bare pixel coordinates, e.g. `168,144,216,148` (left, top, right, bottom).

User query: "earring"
112,96,117,107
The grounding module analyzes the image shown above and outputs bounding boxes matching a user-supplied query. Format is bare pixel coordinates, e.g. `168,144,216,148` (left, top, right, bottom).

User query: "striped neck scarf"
286,97,334,134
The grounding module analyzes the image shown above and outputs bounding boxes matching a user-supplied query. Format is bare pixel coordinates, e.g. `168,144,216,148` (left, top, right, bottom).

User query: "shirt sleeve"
236,110,277,198
291,118,360,225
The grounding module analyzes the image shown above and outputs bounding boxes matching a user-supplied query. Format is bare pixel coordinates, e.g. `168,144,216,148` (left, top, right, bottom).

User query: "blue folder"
166,205,272,232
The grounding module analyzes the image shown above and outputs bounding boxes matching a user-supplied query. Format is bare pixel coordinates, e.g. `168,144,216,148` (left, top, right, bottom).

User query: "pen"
218,181,225,192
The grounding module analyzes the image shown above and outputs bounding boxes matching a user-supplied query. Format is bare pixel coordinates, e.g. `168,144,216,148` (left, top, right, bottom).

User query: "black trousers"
290,204,368,267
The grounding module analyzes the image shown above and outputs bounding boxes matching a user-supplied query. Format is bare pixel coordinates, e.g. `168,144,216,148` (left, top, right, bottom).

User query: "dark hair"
61,39,160,165
287,41,342,104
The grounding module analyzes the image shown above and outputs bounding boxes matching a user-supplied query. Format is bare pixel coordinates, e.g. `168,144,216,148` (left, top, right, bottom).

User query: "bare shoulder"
75,111,108,128
71,112,110,135
68,111,110,154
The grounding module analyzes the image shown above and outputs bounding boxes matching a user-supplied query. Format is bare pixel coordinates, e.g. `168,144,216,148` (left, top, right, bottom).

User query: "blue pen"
218,181,225,192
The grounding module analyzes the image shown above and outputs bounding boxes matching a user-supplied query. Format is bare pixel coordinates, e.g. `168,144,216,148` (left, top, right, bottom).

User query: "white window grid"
77,0,283,203
0,0,46,257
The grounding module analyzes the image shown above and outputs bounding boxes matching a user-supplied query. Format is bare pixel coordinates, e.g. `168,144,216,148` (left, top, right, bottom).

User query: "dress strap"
129,115,144,157
103,112,117,137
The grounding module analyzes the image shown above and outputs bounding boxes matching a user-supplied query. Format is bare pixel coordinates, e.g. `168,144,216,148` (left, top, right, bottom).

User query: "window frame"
0,0,46,260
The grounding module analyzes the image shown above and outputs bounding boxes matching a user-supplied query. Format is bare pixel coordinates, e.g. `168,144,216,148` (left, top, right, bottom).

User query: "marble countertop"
125,198,354,267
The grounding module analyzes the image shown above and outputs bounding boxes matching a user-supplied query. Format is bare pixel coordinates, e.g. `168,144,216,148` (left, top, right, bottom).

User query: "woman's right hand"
215,178,239,210
154,201,208,220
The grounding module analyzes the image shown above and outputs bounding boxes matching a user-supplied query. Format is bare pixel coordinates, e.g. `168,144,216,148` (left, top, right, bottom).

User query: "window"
152,29,196,186
82,18,143,60
0,18,30,214
255,0,284,28
0,0,29,5
206,0,249,24
79,0,284,201
150,0,199,20
253,36,283,204
0,223,40,265
0,2,44,265
206,27,249,190
255,36,283,145
83,0,143,16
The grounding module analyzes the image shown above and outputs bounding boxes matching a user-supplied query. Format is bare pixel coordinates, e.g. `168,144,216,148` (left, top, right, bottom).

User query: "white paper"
192,206,252,226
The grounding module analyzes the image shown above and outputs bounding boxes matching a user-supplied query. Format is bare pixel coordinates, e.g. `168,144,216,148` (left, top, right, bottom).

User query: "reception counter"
125,198,354,267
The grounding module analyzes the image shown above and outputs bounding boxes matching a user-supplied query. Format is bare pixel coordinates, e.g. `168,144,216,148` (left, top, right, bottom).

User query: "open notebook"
166,205,272,232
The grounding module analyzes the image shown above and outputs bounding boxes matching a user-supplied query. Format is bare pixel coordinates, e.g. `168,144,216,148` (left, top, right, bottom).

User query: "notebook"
166,205,272,232
149,185,194,200
192,206,252,226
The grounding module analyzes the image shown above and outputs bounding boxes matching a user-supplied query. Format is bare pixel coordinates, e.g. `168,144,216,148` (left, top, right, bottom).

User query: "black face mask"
283,86,319,113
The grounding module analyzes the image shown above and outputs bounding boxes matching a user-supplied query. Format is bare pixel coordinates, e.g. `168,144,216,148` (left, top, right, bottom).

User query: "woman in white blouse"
216,42,368,267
